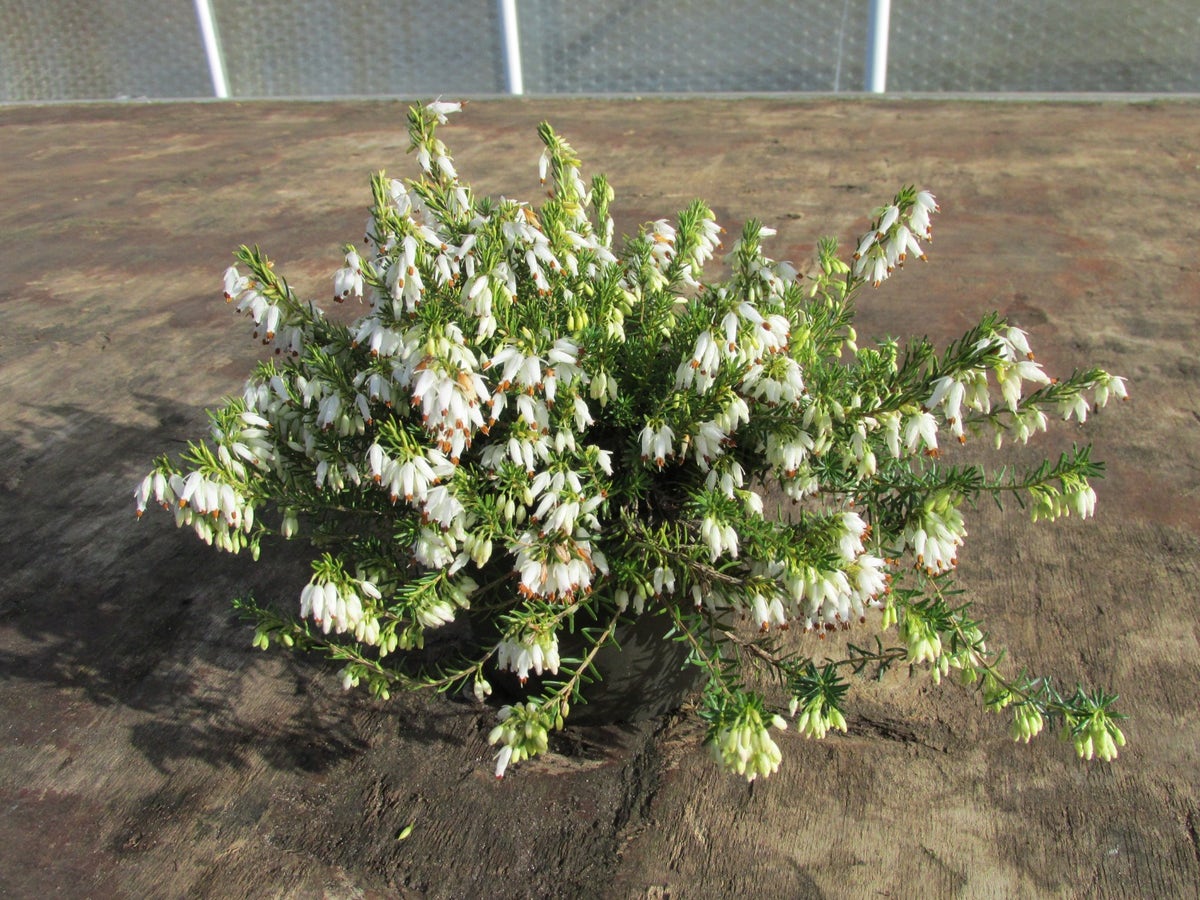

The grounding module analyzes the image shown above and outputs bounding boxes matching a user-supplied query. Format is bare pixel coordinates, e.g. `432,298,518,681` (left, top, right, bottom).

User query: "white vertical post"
498,0,524,95
864,0,890,93
194,0,229,98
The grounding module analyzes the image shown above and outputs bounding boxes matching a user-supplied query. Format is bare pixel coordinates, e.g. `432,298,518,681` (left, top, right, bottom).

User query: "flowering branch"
136,100,1129,782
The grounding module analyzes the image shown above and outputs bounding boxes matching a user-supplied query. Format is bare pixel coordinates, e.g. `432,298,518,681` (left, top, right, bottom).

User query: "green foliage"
136,101,1129,781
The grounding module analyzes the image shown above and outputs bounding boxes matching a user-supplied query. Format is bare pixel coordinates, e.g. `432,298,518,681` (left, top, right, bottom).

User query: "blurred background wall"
2,0,1197,101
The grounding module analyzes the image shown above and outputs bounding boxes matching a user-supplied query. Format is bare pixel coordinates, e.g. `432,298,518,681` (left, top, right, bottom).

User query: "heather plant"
136,101,1128,779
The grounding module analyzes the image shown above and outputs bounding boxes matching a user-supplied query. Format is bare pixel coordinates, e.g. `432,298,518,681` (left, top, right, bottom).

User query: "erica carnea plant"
136,101,1129,779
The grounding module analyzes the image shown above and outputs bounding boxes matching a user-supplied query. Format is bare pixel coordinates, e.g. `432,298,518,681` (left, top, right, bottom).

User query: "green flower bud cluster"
251,624,293,651
783,662,849,741
1072,717,1126,761
1067,696,1127,762
982,671,1013,711
1030,472,1098,524
487,701,561,779
900,608,942,667
711,706,787,782
791,695,847,740
1010,703,1044,744
941,624,986,686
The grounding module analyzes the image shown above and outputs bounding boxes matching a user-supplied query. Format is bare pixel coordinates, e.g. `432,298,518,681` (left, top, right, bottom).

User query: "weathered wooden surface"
1,98,1198,898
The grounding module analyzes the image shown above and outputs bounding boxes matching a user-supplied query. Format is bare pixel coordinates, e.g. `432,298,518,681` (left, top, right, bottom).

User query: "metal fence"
2,0,1198,102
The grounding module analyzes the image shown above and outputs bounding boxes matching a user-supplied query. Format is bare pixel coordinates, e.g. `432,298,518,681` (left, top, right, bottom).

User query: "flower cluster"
496,627,561,684
706,693,788,781
487,701,553,779
1071,708,1127,762
138,101,1128,781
